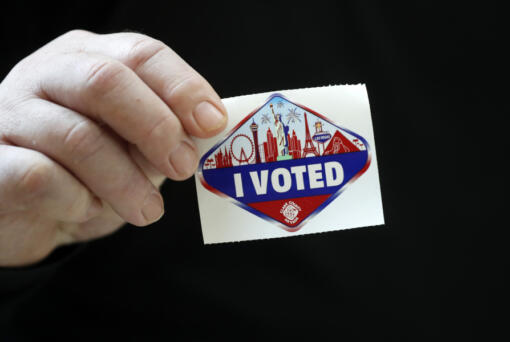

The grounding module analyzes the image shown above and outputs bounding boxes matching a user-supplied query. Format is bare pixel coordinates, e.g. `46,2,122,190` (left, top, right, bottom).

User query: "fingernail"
169,142,198,177
141,190,164,223
86,197,103,220
193,101,226,132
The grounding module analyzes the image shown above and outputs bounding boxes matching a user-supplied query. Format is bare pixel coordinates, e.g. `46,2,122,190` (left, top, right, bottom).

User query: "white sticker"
194,85,384,244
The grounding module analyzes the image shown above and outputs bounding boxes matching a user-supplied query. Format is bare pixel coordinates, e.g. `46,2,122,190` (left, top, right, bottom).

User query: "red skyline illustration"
262,128,278,162
210,114,361,169
214,147,233,168
287,129,302,159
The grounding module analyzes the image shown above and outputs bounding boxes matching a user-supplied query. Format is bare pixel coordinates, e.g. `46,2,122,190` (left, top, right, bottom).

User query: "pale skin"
0,30,228,267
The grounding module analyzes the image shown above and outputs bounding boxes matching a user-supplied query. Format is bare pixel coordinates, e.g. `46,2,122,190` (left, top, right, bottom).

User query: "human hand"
0,30,227,266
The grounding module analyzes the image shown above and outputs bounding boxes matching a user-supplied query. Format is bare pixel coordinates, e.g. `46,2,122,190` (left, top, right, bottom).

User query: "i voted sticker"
197,93,371,232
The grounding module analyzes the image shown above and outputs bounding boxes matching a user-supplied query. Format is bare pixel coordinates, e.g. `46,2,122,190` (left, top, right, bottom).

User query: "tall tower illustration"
302,113,319,157
250,119,261,164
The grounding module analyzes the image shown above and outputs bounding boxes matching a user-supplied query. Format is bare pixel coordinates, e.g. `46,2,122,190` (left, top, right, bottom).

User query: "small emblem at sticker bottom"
198,93,371,232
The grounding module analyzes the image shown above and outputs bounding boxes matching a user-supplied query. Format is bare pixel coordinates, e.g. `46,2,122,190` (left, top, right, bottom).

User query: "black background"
0,1,500,341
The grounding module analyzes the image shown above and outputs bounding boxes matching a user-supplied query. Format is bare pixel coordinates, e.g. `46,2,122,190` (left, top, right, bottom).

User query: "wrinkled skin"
0,30,228,266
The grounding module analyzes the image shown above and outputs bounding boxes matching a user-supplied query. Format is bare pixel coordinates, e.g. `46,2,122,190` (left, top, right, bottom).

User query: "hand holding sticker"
0,30,227,266
195,85,384,243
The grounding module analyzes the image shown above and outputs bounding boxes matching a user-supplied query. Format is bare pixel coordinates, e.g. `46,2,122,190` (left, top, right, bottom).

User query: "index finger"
60,30,229,138
33,50,197,180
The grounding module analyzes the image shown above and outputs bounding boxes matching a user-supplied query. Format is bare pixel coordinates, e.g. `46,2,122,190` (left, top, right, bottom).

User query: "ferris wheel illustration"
230,134,254,165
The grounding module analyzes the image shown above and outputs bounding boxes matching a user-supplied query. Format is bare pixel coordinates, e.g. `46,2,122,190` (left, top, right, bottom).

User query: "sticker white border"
194,85,384,244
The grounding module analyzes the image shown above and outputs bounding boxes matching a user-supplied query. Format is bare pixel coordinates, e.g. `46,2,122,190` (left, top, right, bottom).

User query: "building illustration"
205,96,364,169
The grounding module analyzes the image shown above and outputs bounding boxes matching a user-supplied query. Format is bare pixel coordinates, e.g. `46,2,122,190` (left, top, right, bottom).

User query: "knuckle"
137,114,180,146
61,29,91,41
108,164,147,201
62,120,106,164
51,30,92,50
128,37,168,71
65,188,90,219
3,56,40,90
17,160,54,197
0,84,27,115
165,73,204,104
84,59,126,96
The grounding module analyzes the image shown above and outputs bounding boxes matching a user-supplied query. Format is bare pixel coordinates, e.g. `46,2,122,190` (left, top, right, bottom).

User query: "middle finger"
5,98,164,226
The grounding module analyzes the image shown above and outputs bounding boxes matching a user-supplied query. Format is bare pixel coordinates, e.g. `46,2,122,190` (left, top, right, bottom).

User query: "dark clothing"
0,1,495,340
